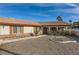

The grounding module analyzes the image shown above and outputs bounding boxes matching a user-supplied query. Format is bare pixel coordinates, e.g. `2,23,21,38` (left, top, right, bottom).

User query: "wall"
11,26,23,34
34,27,43,35
0,25,10,35
24,26,34,33
71,29,79,37
37,27,43,35
0,25,42,35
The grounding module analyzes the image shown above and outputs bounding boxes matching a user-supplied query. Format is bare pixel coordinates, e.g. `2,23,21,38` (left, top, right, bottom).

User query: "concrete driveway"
0,35,79,55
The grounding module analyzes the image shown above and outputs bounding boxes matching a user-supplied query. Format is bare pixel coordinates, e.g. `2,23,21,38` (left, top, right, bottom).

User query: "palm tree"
56,16,63,21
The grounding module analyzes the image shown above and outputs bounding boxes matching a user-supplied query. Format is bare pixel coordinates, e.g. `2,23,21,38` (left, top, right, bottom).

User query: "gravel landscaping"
0,35,79,55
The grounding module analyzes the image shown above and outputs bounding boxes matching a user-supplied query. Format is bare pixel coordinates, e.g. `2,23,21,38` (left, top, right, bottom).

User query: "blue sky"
0,3,79,22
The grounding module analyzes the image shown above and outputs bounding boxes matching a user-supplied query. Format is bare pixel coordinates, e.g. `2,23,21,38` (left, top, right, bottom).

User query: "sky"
0,3,79,22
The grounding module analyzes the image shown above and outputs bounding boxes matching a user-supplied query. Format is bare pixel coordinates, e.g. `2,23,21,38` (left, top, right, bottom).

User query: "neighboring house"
0,18,70,36
73,22,79,28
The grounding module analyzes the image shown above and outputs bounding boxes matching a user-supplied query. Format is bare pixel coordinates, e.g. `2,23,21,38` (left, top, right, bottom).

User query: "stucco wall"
0,25,10,35
71,29,79,37
24,26,34,33
37,27,43,35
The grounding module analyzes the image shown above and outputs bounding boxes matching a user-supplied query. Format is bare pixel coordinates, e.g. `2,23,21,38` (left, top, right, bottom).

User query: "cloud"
30,13,50,17
37,3,79,14
0,10,14,13
58,8,79,14
46,6,79,14
68,15,79,22
33,3,79,10
33,3,69,7
33,3,52,7
1,3,79,14
69,15,79,19
66,3,78,7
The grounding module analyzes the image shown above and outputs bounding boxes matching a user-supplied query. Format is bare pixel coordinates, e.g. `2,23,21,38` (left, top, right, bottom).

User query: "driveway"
0,35,79,55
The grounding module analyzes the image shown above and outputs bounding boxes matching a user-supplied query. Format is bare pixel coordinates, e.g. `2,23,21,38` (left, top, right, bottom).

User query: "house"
39,21,70,34
73,22,79,28
0,18,42,36
0,17,70,37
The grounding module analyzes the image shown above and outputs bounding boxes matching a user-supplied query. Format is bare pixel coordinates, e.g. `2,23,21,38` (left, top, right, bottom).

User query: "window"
13,26,17,33
17,26,23,33
2,25,6,30
13,26,23,33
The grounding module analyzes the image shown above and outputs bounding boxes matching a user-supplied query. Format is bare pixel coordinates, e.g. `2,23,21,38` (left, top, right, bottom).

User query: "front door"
43,27,48,34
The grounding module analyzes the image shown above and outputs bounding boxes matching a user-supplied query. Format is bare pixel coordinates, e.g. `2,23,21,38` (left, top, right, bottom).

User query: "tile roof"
0,18,70,27
0,18,41,26
39,21,70,26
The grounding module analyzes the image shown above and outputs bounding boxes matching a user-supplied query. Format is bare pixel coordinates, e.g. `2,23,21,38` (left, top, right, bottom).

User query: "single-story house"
0,18,70,36
0,18,42,36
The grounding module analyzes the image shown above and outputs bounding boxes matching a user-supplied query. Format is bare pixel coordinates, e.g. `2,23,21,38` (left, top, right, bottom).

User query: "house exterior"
0,18,42,35
0,18,70,36
73,22,79,28
39,21,70,34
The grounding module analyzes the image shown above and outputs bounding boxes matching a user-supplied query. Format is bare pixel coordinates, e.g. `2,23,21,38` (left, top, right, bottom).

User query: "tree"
56,16,63,21
69,20,72,24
